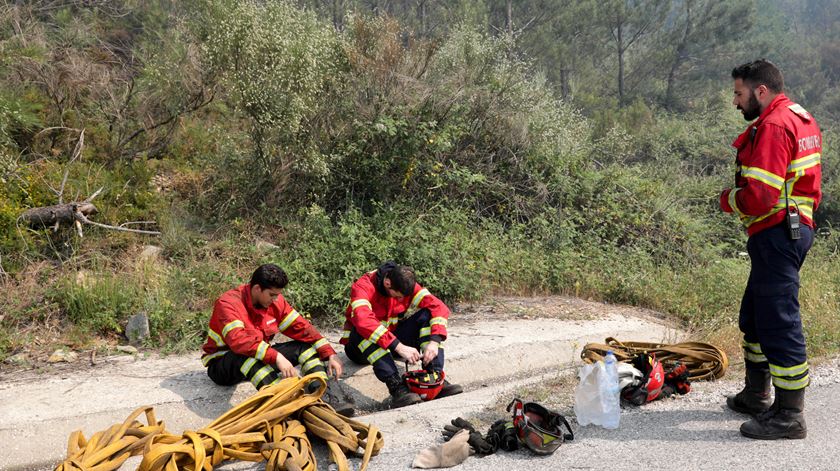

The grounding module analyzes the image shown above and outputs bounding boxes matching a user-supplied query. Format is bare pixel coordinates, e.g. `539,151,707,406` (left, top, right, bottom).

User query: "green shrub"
51,274,140,335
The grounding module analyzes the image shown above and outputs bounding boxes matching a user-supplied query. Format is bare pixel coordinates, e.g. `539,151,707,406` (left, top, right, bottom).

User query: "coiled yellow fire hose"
54,374,383,471
581,337,729,380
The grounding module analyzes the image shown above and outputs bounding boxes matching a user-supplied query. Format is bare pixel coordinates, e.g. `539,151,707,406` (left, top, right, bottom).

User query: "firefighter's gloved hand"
412,429,472,468
442,418,495,455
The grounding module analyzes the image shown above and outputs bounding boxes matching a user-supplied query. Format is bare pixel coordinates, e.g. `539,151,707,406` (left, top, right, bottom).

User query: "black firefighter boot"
436,379,463,399
726,367,772,415
323,380,356,417
385,375,422,409
740,387,807,440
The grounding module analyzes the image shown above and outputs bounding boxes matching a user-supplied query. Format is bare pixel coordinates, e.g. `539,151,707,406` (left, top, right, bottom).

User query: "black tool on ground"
664,362,691,395
507,398,574,455
485,419,519,452
441,417,495,455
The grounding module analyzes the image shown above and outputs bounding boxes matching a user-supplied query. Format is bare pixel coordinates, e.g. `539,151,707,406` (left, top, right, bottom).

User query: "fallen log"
20,202,98,228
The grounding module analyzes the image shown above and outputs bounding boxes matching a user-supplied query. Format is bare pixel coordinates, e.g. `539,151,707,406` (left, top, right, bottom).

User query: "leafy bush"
51,273,140,335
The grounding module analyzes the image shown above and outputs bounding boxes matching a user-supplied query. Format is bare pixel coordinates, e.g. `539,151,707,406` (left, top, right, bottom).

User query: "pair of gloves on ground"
412,417,513,468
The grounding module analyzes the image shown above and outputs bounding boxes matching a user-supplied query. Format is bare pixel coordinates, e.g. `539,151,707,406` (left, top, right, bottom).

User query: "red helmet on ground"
623,353,665,404
403,369,445,401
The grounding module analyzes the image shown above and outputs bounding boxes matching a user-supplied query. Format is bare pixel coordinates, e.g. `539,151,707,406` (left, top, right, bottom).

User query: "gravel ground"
355,355,840,471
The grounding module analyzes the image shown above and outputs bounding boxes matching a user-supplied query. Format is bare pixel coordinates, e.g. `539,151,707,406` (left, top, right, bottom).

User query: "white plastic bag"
574,359,620,429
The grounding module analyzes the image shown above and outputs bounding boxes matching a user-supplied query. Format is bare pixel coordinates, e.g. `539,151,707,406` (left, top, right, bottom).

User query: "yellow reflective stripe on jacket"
278,309,301,331
788,153,820,173
408,288,430,312
430,317,447,327
740,186,815,227
351,299,373,312
201,351,226,366
358,338,373,351
770,362,809,377
728,188,744,218
742,196,815,226
741,166,785,190
207,329,225,347
312,338,329,350
387,317,399,326
369,325,388,344
221,319,245,338
255,341,270,361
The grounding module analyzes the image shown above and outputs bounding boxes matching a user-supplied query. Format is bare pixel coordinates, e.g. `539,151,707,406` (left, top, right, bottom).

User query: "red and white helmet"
636,353,665,402
403,369,445,401
622,353,665,404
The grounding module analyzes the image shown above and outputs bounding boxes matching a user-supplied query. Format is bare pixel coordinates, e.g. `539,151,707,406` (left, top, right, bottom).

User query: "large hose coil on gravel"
581,337,729,381
53,374,383,471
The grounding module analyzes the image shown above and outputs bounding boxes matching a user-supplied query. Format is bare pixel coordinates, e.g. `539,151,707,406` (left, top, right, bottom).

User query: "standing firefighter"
341,262,463,408
720,59,821,440
201,264,354,416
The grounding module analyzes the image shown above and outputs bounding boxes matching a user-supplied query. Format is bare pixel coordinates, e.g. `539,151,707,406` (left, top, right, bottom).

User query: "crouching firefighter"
341,262,463,408
201,264,354,416
720,59,821,440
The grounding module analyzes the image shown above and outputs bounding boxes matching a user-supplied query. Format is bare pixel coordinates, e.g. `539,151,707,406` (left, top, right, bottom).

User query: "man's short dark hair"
388,265,416,296
732,59,784,93
250,264,288,289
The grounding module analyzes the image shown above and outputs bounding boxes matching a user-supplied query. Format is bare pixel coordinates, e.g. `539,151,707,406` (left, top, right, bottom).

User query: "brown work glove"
411,429,472,468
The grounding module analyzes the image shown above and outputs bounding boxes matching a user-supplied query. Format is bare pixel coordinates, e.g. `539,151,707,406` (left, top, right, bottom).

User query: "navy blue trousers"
345,308,445,382
740,223,813,390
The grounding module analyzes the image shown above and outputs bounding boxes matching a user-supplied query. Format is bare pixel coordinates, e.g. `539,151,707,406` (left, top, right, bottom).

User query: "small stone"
255,240,279,251
6,352,28,365
48,349,78,363
139,245,163,262
116,345,138,354
126,312,150,346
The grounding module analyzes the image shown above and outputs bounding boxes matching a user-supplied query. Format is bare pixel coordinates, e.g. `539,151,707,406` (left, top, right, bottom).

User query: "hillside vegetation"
1,0,838,365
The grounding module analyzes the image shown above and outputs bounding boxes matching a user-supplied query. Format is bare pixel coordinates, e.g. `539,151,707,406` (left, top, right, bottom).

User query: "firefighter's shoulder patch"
788,104,812,121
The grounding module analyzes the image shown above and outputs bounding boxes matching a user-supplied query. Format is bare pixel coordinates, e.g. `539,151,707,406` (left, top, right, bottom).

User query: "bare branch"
58,128,85,204
84,187,103,203
74,210,162,236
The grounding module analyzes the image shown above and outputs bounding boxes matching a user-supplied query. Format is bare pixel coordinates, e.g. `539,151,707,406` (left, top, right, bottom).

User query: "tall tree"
662,0,753,109
598,0,668,105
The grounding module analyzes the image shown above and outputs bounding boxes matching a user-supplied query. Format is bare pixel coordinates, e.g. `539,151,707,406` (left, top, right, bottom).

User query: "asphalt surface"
353,361,840,471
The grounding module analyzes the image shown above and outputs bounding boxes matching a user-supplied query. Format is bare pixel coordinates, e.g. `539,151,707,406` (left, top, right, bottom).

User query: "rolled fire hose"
581,337,729,381
54,374,383,471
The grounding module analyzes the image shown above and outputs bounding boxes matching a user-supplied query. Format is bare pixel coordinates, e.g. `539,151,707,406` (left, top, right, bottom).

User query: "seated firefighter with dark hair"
201,264,354,416
341,261,463,408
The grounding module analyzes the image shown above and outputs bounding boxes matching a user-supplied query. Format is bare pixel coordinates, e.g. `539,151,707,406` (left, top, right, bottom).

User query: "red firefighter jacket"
340,263,450,350
720,94,822,236
201,284,335,366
